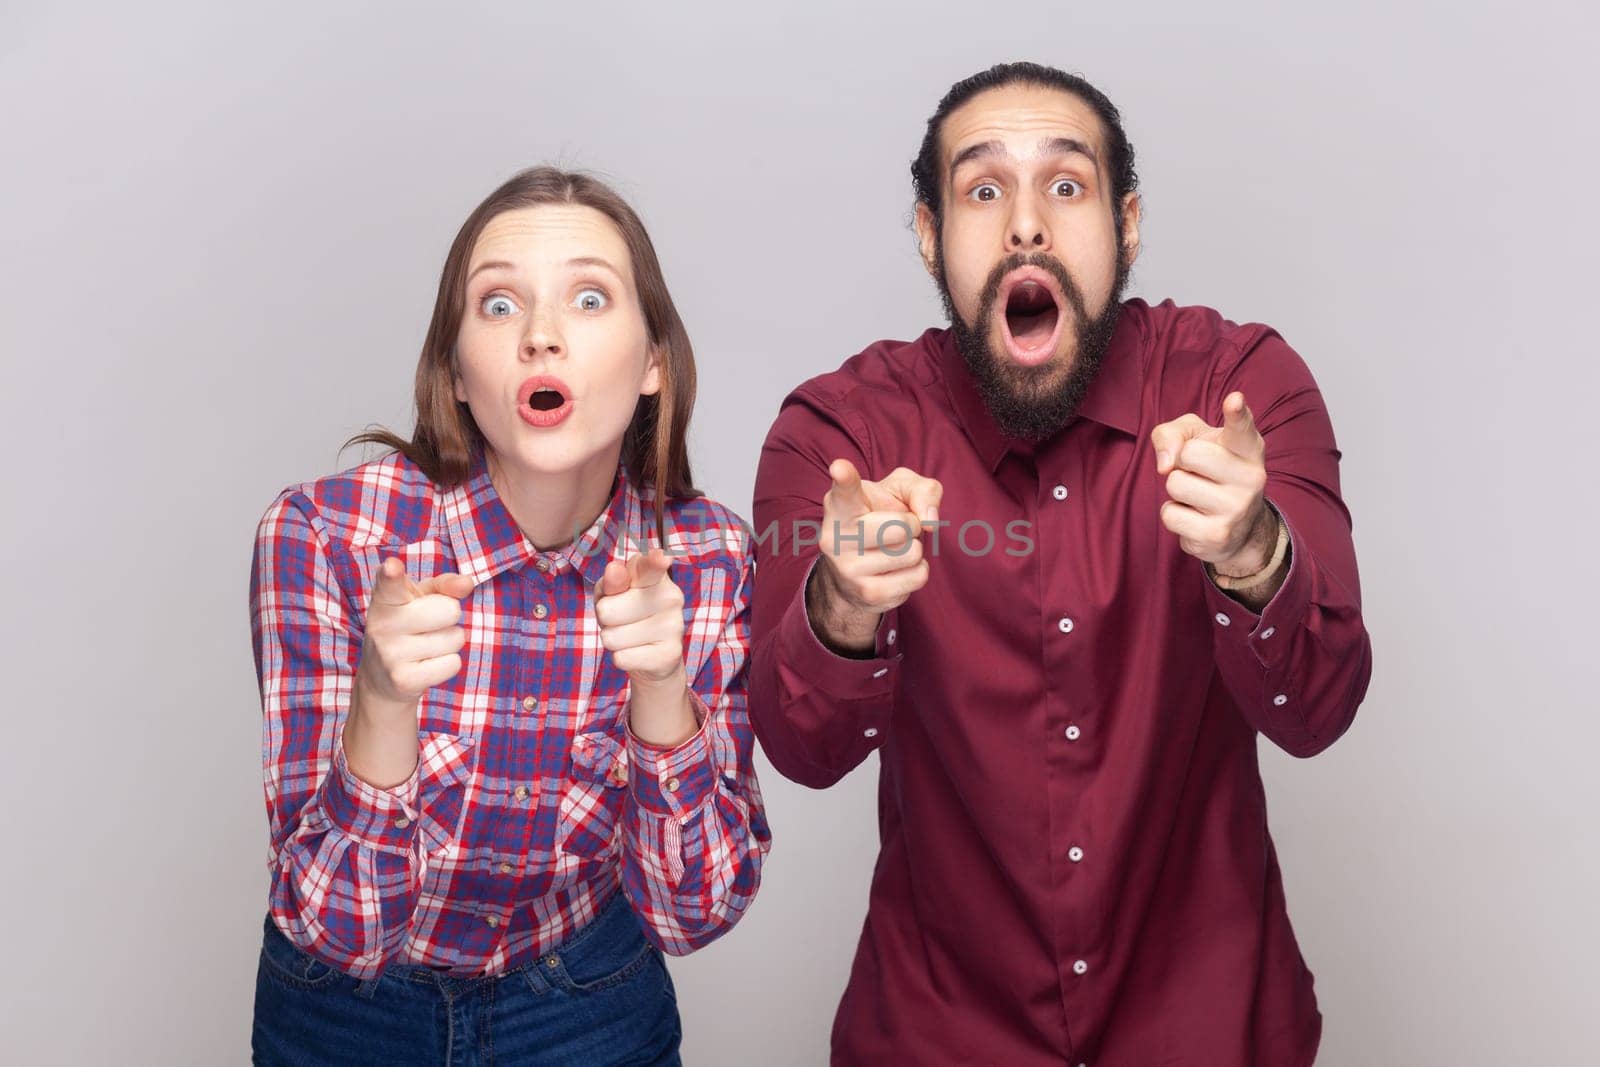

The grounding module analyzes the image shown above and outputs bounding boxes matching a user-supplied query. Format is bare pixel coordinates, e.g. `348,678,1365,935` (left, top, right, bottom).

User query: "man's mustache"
976,252,1088,322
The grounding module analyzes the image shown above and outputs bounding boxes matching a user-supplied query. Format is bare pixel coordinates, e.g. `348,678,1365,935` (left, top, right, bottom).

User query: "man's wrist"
805,559,879,657
1214,503,1282,579
1209,506,1289,593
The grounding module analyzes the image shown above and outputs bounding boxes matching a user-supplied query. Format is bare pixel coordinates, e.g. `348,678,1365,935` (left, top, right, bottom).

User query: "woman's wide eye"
482,294,518,318
1053,179,1083,197
971,182,1001,203
574,288,608,312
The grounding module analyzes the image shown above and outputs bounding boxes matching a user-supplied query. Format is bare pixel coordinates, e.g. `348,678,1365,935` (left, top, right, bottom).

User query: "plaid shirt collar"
440,451,652,588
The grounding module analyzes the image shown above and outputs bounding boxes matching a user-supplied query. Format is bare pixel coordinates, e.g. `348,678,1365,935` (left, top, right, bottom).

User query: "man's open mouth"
997,269,1066,367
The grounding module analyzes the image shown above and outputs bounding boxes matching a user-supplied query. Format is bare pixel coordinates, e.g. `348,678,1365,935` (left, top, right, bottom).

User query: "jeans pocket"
566,939,657,994
257,919,342,991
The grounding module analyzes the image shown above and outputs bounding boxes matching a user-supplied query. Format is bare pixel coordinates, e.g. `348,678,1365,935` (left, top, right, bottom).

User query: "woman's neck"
486,446,622,551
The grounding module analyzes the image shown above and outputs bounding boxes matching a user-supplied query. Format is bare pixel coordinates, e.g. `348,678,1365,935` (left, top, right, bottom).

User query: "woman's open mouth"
998,269,1066,368
516,375,574,428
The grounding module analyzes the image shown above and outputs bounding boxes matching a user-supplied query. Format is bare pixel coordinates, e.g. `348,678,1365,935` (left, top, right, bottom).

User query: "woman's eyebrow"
466,259,516,282
565,256,623,277
465,256,624,283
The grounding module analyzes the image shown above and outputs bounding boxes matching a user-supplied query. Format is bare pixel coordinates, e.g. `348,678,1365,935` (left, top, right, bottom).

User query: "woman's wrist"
627,667,699,748
344,678,422,789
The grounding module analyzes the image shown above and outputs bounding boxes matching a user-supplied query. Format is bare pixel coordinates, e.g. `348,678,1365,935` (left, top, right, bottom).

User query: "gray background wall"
2,2,1594,1063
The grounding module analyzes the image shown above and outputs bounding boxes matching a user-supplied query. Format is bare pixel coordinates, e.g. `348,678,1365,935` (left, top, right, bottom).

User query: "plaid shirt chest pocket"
555,716,630,861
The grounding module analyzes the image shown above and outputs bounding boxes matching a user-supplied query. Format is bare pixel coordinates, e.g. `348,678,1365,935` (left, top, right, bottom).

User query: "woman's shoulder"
258,451,444,550
656,492,755,575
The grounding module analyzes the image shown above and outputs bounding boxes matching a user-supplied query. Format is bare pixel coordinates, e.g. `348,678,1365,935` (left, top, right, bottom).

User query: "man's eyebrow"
948,137,1100,178
948,140,1007,175
1039,137,1099,166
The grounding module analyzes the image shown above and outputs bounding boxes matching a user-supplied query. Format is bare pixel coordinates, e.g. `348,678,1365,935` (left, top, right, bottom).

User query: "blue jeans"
251,892,682,1066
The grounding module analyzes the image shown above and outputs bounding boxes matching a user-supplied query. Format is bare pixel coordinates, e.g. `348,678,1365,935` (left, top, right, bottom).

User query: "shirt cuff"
1202,501,1311,671
627,690,717,819
776,556,903,703
320,743,423,854
320,732,476,856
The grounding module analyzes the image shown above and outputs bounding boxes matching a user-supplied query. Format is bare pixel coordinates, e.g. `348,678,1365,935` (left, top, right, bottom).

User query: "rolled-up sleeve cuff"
320,744,423,855
628,691,717,818
321,732,475,856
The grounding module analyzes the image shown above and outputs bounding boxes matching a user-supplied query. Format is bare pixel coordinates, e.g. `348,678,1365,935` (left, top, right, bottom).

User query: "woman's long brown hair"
350,167,700,545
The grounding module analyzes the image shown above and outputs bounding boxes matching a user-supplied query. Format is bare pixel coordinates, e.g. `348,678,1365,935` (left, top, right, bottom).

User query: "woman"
249,167,768,1065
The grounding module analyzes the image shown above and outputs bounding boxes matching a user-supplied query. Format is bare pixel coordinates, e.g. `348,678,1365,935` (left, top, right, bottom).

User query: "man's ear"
1119,192,1143,267
913,201,941,279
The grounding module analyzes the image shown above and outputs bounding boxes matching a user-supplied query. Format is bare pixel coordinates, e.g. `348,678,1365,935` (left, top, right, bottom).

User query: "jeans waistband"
263,888,644,990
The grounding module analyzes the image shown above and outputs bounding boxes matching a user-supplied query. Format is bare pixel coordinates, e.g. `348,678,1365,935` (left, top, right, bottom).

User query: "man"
750,62,1372,1066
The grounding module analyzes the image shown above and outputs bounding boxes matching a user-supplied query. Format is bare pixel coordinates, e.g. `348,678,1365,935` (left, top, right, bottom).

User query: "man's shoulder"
785,327,949,410
1137,297,1284,364
1133,298,1316,418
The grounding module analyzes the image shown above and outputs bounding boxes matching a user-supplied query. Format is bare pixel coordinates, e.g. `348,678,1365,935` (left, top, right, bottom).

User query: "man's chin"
989,336,1078,389
961,328,1101,441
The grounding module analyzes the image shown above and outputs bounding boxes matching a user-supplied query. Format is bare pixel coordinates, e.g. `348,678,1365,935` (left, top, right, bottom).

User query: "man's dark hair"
912,62,1139,230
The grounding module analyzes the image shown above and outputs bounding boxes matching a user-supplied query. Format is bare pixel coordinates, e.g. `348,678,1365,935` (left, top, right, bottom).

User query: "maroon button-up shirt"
750,298,1372,1066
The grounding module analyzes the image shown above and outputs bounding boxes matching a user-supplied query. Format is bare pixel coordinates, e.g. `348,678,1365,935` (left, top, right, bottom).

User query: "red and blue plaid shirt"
250,450,769,979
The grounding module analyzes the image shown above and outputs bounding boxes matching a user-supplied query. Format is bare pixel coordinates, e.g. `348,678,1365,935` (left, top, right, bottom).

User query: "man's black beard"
937,243,1129,441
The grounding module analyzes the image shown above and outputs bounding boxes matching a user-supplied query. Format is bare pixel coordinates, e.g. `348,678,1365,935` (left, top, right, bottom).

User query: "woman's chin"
488,436,617,484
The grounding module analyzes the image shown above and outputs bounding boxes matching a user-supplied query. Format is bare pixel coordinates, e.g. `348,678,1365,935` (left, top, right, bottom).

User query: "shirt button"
1068,846,1084,862
1057,617,1074,634
499,862,513,875
1273,694,1289,706
522,696,538,712
514,786,530,801
532,604,548,620
1052,484,1069,501
1261,627,1276,639
863,727,879,738
886,628,897,645
1073,959,1088,975
1215,612,1231,627
486,915,500,929
1064,725,1081,741
393,816,410,829
665,777,680,793
535,559,550,572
